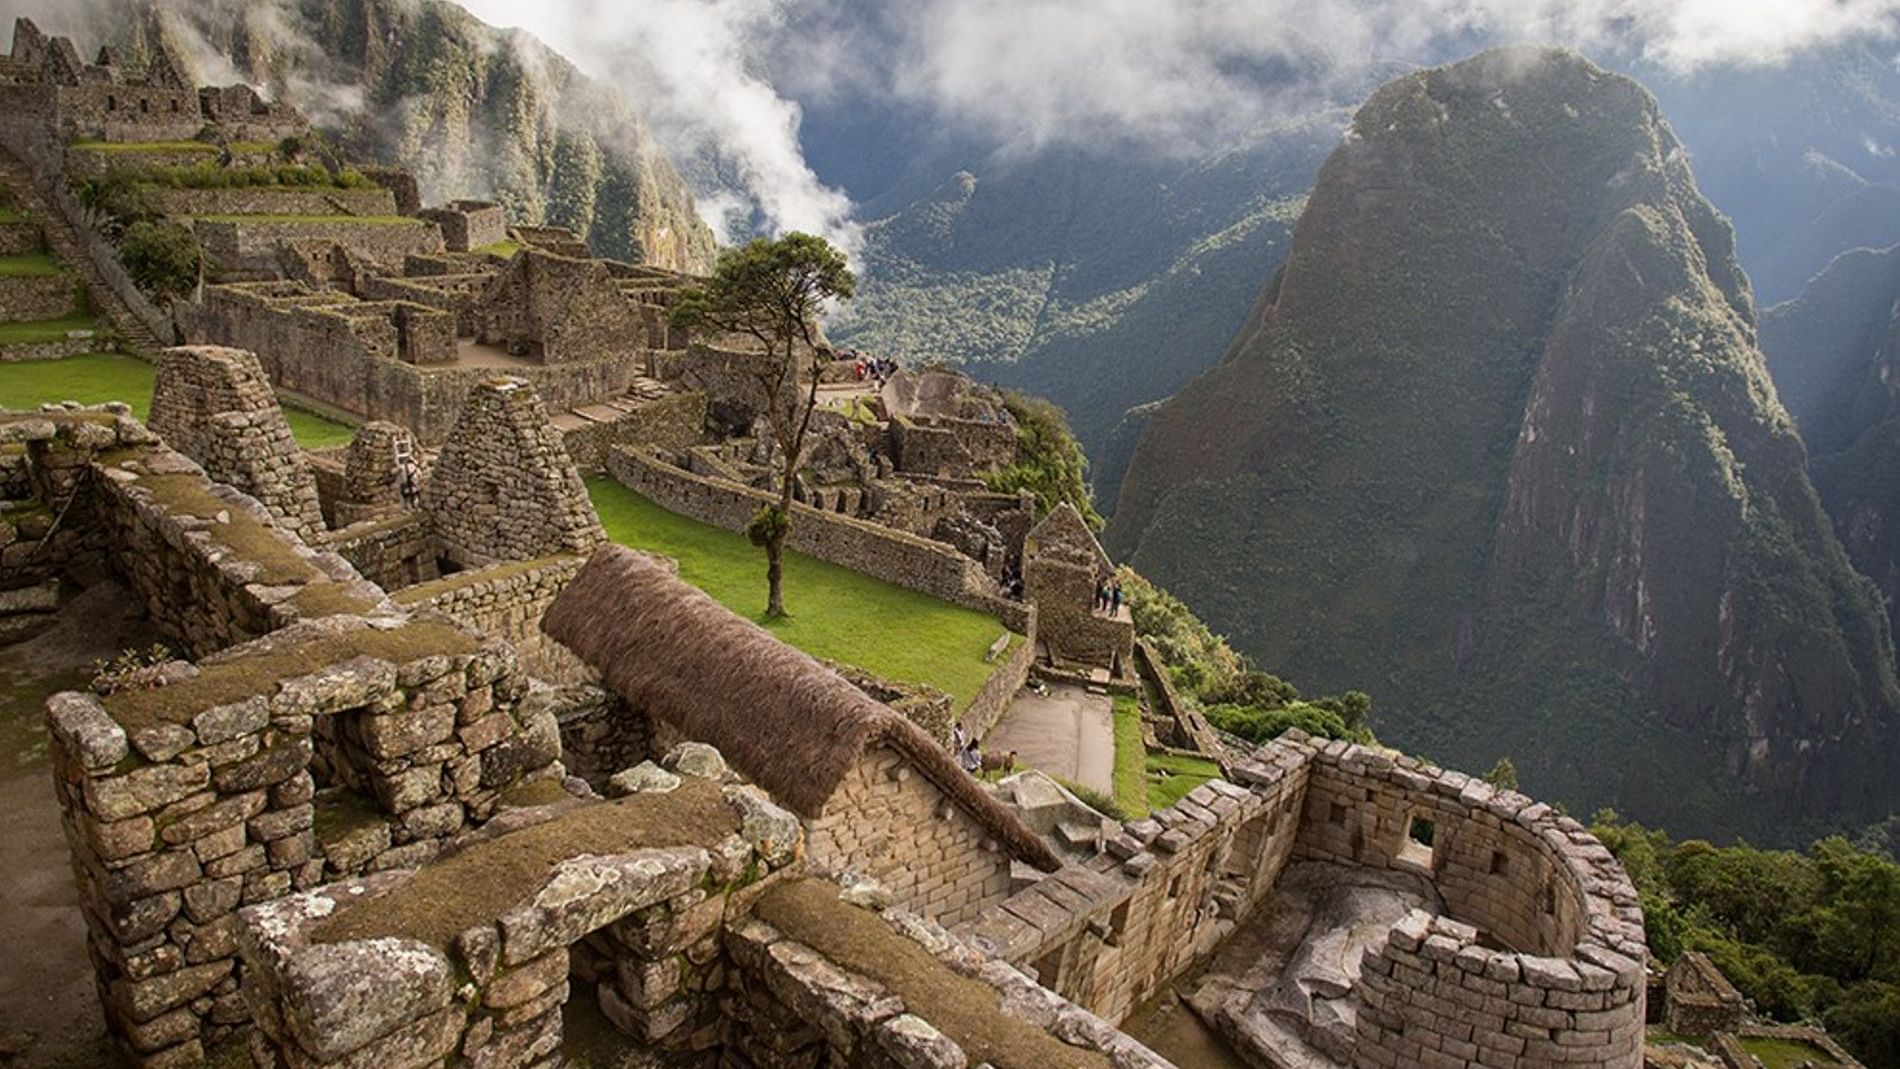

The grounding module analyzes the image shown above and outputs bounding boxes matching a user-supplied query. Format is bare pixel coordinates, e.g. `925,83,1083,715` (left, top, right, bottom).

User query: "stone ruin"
420,376,606,570
147,345,327,545
6,385,1652,1069
1024,502,1136,675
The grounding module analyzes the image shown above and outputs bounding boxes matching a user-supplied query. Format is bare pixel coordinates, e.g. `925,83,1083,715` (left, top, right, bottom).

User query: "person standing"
1111,579,1123,617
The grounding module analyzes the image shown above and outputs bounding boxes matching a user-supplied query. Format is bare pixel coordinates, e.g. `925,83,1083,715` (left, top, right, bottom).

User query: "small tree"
668,232,854,617
1483,756,1519,792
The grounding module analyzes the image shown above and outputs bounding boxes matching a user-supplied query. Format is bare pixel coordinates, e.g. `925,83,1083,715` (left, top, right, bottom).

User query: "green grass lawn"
70,139,220,154
1147,752,1222,812
0,252,63,277
0,313,105,344
475,239,523,258
0,352,355,447
587,477,1012,710
1738,1037,1845,1069
1112,695,1150,818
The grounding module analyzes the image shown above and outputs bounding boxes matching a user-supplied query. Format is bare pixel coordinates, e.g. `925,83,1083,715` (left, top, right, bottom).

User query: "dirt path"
986,683,1115,795
0,583,157,1068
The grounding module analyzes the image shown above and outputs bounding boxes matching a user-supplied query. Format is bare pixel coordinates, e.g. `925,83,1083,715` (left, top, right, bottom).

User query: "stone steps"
0,147,167,356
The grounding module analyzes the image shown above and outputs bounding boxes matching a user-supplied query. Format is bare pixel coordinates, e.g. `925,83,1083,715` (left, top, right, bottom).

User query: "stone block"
280,938,454,1060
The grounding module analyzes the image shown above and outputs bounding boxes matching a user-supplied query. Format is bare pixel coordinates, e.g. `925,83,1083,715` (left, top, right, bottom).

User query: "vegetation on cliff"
1596,813,1900,1066
1109,47,1900,843
1761,246,1900,649
1117,566,1372,748
829,127,1335,468
980,391,1102,529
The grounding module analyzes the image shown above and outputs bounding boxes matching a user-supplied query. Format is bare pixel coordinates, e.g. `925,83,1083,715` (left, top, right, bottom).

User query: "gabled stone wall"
147,346,325,543
420,377,605,569
804,744,1017,928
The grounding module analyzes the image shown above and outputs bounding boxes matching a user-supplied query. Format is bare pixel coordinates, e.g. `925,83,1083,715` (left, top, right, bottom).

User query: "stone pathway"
985,683,1114,796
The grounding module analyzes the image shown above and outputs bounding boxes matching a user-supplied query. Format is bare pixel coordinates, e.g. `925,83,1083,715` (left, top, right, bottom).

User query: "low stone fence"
44,611,559,1069
392,555,592,684
963,605,1037,740
608,445,1026,630
0,330,116,361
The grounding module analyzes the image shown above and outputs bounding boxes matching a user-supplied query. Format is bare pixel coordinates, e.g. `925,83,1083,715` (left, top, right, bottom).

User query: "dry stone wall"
236,765,799,1069
956,734,1648,1069
141,187,397,218
326,513,437,593
192,218,443,281
803,745,1017,928
146,345,325,543
43,608,558,1069
420,377,605,568
392,554,592,683
0,269,78,321
560,390,708,471
956,748,1310,1023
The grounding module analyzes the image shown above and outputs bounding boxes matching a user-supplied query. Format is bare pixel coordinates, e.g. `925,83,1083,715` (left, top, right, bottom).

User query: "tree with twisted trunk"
668,232,855,618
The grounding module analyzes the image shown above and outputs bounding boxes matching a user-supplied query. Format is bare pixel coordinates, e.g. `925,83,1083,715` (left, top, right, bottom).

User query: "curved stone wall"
1291,742,1646,1069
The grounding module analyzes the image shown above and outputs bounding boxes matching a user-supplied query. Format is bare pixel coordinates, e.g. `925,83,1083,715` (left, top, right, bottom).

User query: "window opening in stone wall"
1328,801,1346,824
1397,814,1436,871
1543,879,1557,916
139,97,149,113
1167,874,1184,899
1490,849,1510,877
105,95,116,111
1106,901,1130,947
1032,944,1065,992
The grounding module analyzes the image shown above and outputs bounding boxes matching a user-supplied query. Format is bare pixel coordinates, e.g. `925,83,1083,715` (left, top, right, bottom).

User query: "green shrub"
120,221,206,301
980,391,1103,528
73,171,155,235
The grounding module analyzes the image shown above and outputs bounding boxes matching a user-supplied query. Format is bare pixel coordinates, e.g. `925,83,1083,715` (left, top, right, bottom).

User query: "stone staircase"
0,146,168,355
551,375,676,433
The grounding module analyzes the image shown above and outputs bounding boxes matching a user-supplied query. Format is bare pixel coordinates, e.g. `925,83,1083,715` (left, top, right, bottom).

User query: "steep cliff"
1110,47,1900,840
97,0,715,273
1762,247,1900,654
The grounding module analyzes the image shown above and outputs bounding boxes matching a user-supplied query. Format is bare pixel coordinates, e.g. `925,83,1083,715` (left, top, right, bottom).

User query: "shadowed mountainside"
1109,47,1900,842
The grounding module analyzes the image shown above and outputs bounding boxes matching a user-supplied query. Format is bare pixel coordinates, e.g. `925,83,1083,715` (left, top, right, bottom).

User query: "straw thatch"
543,545,1061,871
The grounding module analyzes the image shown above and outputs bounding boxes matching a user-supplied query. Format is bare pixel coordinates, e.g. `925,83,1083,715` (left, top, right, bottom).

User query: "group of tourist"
1094,577,1124,616
848,350,900,385
999,554,1025,600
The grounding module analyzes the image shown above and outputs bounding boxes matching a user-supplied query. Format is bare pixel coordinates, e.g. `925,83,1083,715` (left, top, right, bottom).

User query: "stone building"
418,199,507,252
1024,503,1135,674
420,376,606,569
0,19,305,149
544,545,1064,926
473,247,645,364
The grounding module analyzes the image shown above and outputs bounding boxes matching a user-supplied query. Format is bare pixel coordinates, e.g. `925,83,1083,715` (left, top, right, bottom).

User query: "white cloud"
454,0,861,257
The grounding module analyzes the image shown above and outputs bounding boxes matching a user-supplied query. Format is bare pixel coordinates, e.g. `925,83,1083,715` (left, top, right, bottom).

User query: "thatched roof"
543,546,1061,871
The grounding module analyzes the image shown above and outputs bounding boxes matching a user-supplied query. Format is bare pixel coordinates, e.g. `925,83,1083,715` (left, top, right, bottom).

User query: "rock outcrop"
83,0,716,273
1109,47,1900,840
